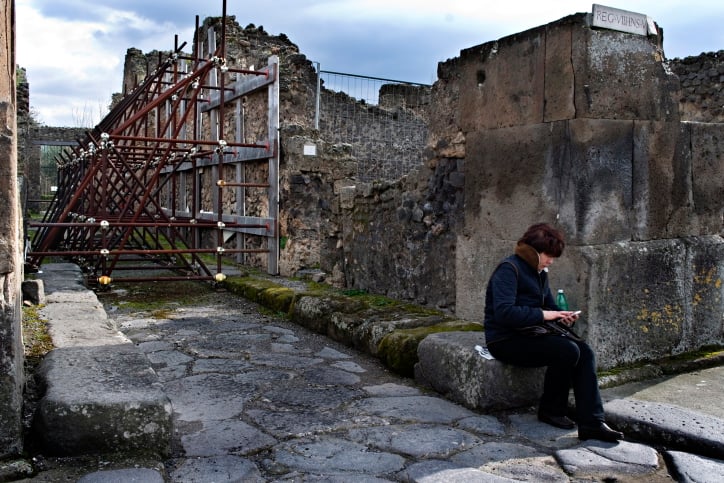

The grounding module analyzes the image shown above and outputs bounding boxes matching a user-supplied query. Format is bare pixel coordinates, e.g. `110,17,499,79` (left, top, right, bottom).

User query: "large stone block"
464,119,634,245
543,16,576,122
415,331,544,411
563,237,724,369
571,26,680,121
457,25,546,131
632,121,694,240
455,237,511,322
690,122,724,234
561,118,635,244
464,122,564,241
685,236,724,350
34,345,173,456
633,121,724,240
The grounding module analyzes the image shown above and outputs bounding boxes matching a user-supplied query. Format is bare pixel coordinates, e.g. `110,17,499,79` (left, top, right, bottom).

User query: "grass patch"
100,279,214,313
22,304,54,359
340,289,396,308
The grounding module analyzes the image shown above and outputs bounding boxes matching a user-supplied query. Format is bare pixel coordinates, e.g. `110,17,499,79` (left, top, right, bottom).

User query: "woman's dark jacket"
483,242,560,345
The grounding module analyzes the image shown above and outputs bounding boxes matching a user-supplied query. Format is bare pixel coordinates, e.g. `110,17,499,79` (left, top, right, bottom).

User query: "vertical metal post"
267,55,280,275
314,62,321,130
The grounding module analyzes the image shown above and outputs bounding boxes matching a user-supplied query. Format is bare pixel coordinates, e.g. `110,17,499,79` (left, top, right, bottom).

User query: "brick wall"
670,50,724,122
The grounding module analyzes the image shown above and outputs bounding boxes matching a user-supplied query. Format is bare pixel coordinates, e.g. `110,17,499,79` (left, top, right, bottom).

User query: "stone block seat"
414,331,545,411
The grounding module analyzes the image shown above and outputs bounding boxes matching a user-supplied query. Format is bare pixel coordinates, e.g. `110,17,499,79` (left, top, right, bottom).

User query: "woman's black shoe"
538,411,575,429
578,422,624,442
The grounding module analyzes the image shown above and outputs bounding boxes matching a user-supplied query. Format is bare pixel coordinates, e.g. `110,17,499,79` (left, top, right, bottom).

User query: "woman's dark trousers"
488,335,604,426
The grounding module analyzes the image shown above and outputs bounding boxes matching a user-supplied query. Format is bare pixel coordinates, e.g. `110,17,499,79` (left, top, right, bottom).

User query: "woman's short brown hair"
519,223,565,257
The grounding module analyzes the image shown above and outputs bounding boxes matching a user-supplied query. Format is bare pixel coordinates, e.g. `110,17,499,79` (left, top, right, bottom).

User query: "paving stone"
191,358,255,374
348,424,482,459
180,419,276,457
316,346,354,359
271,342,297,353
163,374,255,422
555,440,660,478
77,468,164,483
400,459,515,482
666,451,724,483
455,415,507,437
362,382,423,397
250,353,325,369
263,383,363,410
331,360,367,372
508,413,580,449
168,455,263,483
145,349,193,369
245,408,364,439
349,395,476,424
269,437,406,475
478,456,570,482
450,441,545,467
303,366,361,385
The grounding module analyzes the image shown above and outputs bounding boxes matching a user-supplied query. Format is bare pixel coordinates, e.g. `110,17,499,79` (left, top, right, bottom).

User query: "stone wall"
29,11,721,371
117,13,723,336
279,126,463,306
0,0,24,458
447,14,723,369
670,50,724,122
117,17,445,301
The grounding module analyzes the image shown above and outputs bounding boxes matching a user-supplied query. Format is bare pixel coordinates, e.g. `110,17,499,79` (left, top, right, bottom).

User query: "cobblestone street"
92,284,674,482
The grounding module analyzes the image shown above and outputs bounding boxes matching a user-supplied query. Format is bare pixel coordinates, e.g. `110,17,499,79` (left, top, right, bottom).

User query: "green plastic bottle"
556,289,569,310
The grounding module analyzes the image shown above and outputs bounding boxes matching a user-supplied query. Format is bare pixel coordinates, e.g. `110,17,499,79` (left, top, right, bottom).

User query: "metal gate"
27,6,280,287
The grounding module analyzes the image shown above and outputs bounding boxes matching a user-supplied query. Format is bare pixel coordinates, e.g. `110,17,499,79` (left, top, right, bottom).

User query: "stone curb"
222,275,483,378
35,264,173,457
605,398,724,460
222,274,724,387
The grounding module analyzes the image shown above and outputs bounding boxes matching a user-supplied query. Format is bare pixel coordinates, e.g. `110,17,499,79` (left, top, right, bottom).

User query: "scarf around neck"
515,242,541,272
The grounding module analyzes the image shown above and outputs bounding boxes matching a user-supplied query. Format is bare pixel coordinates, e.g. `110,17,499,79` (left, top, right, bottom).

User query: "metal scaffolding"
27,2,280,288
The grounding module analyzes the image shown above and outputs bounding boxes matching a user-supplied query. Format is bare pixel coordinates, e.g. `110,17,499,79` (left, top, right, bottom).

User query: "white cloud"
15,0,724,126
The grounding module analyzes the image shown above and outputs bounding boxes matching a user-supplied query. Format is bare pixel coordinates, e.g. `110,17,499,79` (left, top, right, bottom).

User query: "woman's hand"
543,310,580,326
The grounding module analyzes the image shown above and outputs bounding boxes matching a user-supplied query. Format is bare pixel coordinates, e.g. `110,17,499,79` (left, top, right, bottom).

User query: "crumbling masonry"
9,9,724,456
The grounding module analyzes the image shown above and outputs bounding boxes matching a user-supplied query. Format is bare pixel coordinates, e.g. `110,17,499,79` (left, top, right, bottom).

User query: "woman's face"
538,252,556,271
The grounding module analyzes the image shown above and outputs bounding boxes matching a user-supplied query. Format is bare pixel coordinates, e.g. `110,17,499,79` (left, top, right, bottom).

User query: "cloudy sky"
16,0,724,127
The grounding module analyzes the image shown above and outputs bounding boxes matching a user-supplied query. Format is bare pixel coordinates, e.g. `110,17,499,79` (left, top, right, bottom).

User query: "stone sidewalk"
5,263,724,482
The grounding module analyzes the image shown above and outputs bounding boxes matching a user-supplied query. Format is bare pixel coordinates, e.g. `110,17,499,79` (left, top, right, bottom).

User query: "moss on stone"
259,287,296,314
378,320,483,377
223,277,282,303
598,346,724,385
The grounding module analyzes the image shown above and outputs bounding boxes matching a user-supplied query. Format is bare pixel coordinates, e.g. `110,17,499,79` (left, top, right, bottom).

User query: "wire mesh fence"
315,68,431,182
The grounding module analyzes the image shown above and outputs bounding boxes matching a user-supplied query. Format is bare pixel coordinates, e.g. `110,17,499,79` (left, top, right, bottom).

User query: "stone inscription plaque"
592,4,655,36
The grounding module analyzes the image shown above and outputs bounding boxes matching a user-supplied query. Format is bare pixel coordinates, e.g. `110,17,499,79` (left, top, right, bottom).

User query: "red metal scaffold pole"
27,0,280,288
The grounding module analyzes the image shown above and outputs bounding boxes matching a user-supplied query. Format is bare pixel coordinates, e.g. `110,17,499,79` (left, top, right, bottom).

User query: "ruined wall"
670,50,724,122
119,17,451,305
112,13,723,362
279,127,462,307
0,0,24,457
445,14,723,369
276,78,457,305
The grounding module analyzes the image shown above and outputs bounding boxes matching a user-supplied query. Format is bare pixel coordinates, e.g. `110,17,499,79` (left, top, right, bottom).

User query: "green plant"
22,305,54,358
